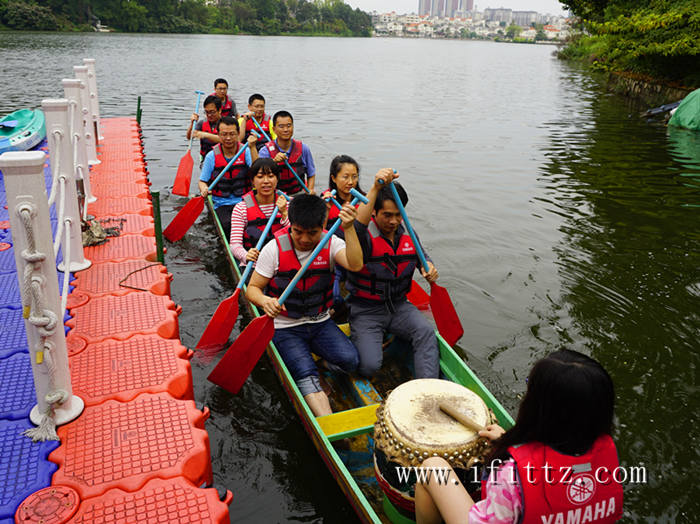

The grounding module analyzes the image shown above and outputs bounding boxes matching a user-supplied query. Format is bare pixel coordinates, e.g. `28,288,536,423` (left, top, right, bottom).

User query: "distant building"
484,8,512,23
512,10,537,27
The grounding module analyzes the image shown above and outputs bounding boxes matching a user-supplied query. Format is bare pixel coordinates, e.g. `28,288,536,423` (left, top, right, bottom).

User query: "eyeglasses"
219,132,238,138
204,109,219,116
276,123,293,130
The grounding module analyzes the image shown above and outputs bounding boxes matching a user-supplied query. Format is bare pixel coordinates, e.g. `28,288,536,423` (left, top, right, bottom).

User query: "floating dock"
0,118,231,523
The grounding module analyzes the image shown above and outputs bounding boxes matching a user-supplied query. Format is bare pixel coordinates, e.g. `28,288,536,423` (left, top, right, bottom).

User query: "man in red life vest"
258,111,316,195
211,78,238,118
238,93,276,152
198,116,258,239
186,94,222,163
245,194,363,417
347,169,439,379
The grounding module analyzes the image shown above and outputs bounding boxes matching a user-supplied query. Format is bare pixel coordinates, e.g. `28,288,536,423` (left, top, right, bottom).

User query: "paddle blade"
196,289,240,350
430,283,464,346
163,196,204,242
207,315,274,394
172,151,194,196
407,280,430,310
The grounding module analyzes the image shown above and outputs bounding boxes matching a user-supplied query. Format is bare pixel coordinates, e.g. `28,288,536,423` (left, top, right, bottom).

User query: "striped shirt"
230,199,289,265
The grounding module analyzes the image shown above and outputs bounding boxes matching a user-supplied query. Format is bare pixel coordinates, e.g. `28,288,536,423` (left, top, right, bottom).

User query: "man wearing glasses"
187,95,224,163
259,111,316,195
211,78,239,119
198,116,259,239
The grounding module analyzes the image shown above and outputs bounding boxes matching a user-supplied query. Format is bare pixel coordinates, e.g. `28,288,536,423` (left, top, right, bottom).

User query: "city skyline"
345,0,569,16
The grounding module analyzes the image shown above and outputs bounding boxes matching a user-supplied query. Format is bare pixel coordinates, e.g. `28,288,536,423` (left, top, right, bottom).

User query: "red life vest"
211,93,235,117
324,193,359,240
199,119,219,158
484,435,624,524
244,114,272,151
347,219,418,303
265,139,307,194
266,228,334,319
208,144,249,199
241,191,285,251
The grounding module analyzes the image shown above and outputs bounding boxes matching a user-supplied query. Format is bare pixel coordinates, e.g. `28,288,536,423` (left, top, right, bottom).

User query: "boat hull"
0,109,46,155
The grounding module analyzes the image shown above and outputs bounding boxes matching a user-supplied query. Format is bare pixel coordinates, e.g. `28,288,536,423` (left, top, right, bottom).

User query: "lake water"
1,32,698,522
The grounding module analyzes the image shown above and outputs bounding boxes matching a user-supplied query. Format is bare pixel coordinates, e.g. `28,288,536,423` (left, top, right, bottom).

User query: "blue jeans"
272,318,359,395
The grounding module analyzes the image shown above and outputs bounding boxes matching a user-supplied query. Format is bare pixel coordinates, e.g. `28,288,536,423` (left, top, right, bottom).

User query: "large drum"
373,379,496,516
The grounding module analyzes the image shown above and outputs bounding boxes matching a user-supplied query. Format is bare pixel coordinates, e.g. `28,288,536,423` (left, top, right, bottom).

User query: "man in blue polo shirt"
258,110,316,195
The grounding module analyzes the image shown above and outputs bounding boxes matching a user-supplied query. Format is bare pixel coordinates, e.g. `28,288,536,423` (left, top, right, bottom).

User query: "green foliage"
0,0,372,36
559,0,699,86
505,24,522,38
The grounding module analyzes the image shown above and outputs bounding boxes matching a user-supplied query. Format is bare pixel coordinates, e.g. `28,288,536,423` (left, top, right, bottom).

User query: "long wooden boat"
205,196,514,523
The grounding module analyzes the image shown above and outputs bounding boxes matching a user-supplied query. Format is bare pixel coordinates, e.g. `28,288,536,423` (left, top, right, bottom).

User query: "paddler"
245,193,363,416
258,110,316,195
229,158,289,266
212,78,238,118
187,94,222,163
198,116,259,240
346,169,439,378
238,93,275,152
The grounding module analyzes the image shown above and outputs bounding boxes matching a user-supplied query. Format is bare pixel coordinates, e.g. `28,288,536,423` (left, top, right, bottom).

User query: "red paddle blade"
172,151,194,196
430,283,464,346
207,315,275,394
163,196,204,242
196,289,240,350
407,280,430,310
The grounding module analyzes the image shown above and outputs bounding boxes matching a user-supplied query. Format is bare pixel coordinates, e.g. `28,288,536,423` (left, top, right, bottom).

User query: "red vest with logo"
211,93,235,117
487,435,623,524
208,144,249,199
199,119,219,158
347,220,418,303
244,114,272,151
324,194,359,240
265,139,306,194
241,191,285,251
266,228,334,319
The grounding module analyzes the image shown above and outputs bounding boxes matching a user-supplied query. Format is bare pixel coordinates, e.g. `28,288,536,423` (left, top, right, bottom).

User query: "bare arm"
245,271,282,318
356,168,398,225
186,113,198,139
333,204,364,272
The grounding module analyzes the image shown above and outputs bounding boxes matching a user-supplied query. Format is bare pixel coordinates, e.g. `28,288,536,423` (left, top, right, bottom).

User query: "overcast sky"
345,0,569,16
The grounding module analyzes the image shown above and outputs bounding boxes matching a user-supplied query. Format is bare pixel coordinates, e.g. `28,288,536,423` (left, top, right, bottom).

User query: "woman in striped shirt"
230,158,289,266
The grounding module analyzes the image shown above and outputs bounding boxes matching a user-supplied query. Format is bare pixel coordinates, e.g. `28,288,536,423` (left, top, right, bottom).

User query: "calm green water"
1,32,698,522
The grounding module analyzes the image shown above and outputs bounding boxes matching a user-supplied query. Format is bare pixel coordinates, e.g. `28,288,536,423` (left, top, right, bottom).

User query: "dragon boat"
205,196,514,523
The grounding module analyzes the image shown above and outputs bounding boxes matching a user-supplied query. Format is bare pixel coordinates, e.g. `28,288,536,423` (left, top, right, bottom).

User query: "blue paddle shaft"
386,180,429,271
278,188,368,305
187,90,205,150
251,117,310,194
237,191,289,289
324,189,343,210
209,140,252,192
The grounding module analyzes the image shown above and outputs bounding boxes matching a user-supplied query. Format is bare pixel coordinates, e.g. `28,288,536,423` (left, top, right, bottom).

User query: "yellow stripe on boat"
317,404,380,441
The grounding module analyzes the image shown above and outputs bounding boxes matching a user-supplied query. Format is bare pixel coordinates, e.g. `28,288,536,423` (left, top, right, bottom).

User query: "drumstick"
439,402,486,433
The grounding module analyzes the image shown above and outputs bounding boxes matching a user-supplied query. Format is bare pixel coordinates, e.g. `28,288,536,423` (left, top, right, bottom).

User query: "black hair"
214,78,228,88
488,349,615,462
328,155,364,201
203,95,222,111
249,93,265,105
374,182,408,212
273,110,294,126
219,116,239,131
288,193,327,230
248,158,280,182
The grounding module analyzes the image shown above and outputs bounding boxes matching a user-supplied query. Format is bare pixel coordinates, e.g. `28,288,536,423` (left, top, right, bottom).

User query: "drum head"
384,378,490,449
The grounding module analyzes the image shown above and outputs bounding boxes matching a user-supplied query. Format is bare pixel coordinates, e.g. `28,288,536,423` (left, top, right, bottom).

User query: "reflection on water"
1,32,698,522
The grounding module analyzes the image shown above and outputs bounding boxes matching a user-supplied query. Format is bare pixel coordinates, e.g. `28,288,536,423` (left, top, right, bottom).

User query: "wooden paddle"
172,90,205,196
386,180,464,346
163,141,252,242
208,188,369,394
196,191,289,350
250,116,311,193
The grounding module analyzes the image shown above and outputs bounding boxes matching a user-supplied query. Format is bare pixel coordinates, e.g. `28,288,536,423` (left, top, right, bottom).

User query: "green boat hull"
0,109,46,155
205,196,514,523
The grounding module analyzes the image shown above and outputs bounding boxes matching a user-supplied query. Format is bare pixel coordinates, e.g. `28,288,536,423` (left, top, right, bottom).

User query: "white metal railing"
73,65,100,166
83,58,103,142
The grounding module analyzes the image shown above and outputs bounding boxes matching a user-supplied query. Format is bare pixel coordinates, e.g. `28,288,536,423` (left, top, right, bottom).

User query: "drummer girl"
415,349,623,524
230,158,289,266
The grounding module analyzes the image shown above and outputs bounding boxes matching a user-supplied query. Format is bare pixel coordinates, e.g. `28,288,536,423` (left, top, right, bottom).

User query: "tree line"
0,0,372,36
558,0,698,86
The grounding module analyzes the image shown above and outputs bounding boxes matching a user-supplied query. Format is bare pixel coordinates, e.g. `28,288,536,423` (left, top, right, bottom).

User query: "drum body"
373,379,495,516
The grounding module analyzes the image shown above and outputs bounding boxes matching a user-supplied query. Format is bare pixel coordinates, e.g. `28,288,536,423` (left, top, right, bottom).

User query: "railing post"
43,99,91,273
73,66,100,166
0,151,84,438
82,58,103,142
62,78,96,205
